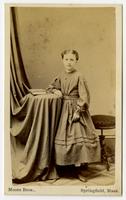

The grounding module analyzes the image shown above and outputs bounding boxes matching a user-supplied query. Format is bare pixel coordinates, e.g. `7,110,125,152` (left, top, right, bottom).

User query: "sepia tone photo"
4,4,122,195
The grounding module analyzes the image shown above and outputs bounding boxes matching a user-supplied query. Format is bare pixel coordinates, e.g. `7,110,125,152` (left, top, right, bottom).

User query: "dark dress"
49,69,100,166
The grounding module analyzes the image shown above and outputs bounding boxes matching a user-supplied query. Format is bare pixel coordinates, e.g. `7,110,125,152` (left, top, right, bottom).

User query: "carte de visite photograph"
4,4,122,196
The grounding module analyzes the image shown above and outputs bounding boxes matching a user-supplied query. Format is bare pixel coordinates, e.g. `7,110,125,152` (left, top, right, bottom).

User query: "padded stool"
91,115,115,171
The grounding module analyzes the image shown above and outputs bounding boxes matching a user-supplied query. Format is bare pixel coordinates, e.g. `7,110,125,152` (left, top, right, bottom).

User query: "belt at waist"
63,95,79,100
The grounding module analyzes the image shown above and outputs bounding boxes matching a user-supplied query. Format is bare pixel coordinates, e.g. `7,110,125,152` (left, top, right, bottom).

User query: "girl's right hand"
53,89,63,97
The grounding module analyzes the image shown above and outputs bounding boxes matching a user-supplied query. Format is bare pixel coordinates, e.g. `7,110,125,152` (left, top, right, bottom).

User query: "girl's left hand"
72,112,80,122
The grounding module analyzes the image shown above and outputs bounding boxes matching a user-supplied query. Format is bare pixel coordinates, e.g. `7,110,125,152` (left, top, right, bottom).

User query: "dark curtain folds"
10,7,31,114
10,8,61,183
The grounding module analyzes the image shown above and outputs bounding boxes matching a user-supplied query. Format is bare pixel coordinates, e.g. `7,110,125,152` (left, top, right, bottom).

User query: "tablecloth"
10,91,62,183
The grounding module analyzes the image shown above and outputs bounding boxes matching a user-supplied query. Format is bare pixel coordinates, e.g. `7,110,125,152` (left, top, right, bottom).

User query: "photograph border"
4,3,123,196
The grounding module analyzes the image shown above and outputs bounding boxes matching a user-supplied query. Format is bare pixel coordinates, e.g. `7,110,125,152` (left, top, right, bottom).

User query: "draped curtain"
10,7,31,114
10,7,60,183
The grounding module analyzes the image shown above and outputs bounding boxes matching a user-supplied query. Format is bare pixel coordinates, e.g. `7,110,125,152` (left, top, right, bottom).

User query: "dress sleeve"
47,75,61,91
76,75,90,112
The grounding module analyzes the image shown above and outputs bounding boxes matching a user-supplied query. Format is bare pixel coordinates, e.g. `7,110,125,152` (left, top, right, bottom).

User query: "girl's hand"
72,111,80,122
46,88,53,93
53,89,62,97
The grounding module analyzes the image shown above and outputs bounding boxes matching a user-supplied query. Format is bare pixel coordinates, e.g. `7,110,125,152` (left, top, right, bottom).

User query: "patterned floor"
16,163,115,186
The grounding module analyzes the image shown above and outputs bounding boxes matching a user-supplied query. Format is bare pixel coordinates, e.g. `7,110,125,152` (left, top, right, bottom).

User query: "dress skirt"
54,98,101,166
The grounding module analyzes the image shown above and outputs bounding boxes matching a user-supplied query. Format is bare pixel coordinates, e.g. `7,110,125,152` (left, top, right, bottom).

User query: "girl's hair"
61,49,79,61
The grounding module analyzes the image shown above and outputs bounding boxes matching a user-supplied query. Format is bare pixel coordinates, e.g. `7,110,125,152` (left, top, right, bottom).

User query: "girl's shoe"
81,163,88,170
78,174,87,182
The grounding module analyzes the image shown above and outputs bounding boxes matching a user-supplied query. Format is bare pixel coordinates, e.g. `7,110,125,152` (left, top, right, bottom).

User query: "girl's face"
62,53,77,73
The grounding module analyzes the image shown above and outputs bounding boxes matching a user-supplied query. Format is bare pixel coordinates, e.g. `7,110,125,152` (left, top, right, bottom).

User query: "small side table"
91,115,115,171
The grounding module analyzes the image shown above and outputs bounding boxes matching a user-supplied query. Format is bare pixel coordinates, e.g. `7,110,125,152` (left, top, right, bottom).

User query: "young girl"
48,49,100,182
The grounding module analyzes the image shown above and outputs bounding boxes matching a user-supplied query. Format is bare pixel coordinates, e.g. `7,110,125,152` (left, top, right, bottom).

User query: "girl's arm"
46,76,62,97
72,75,90,122
47,76,61,90
76,75,90,112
